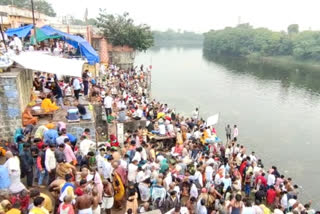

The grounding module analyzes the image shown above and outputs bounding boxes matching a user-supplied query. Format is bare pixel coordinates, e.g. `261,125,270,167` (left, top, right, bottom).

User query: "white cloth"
92,205,101,214
120,159,128,169
78,207,92,214
13,37,22,51
45,149,57,172
73,78,81,90
104,96,113,108
242,207,256,214
233,128,239,137
101,194,114,209
141,148,147,161
79,140,95,156
4,157,26,193
128,163,138,182
190,183,198,199
267,174,276,186
136,171,145,183
132,152,141,162
205,166,214,182
159,124,166,135
138,183,150,202
222,177,232,190
102,160,113,180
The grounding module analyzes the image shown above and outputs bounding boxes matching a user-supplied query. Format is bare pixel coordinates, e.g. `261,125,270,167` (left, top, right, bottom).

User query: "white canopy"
207,113,220,126
10,51,85,77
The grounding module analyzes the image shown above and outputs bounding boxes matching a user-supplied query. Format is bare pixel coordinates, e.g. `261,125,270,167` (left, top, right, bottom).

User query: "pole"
30,0,37,44
0,24,7,52
0,12,8,52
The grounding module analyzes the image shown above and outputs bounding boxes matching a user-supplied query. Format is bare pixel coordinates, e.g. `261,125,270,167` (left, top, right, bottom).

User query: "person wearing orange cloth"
22,108,38,126
41,94,59,112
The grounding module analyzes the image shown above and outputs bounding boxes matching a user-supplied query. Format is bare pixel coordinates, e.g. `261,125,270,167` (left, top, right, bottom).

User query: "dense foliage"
153,29,203,45
0,0,56,17
203,24,320,60
96,10,154,51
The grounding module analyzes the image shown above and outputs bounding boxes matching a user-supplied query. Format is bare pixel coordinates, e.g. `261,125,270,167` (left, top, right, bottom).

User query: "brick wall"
0,68,33,140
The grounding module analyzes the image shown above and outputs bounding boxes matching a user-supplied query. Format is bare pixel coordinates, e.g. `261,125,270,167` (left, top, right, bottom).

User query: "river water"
136,46,320,208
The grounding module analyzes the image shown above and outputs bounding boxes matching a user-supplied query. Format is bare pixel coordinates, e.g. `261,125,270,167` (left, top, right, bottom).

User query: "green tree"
292,31,320,60
96,10,153,51
288,24,299,35
34,0,56,17
0,0,56,17
87,18,97,26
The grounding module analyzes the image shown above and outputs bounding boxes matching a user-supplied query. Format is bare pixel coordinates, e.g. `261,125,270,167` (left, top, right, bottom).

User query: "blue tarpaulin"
41,25,99,64
6,24,99,64
6,24,33,38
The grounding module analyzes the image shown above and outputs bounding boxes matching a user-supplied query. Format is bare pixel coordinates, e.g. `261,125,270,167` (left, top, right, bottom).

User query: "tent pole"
31,0,37,44
0,14,7,52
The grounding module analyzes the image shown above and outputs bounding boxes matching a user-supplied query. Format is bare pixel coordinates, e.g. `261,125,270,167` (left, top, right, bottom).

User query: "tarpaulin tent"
40,25,99,64
10,51,85,77
6,24,33,38
32,28,61,43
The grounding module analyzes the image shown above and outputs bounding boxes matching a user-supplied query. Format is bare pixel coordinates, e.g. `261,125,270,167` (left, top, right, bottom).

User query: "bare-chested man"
75,186,93,214
101,179,114,214
92,188,101,214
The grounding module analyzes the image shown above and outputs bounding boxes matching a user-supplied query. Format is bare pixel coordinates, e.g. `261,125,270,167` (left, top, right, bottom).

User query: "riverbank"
137,47,320,210
247,54,320,72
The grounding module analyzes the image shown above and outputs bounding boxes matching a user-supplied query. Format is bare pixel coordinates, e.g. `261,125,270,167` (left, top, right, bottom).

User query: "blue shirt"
44,129,59,144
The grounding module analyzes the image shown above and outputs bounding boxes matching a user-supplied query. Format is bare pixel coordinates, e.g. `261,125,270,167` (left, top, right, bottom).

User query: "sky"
47,0,320,33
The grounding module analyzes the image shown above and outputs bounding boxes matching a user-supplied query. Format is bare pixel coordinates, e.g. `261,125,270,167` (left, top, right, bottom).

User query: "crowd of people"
0,64,317,214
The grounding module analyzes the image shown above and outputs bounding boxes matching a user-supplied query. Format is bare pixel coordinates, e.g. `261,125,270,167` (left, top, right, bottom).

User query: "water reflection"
203,53,320,95
149,44,203,53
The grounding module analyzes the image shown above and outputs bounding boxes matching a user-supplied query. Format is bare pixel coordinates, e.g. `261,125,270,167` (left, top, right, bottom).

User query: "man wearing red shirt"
255,172,267,187
266,186,277,205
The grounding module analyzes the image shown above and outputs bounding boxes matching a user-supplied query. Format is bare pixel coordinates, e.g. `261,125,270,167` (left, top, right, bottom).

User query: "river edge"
247,55,320,72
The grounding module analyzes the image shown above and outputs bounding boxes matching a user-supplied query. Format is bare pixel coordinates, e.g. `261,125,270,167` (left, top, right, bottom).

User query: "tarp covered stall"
40,25,100,65
10,51,85,77
31,28,61,43
6,24,33,38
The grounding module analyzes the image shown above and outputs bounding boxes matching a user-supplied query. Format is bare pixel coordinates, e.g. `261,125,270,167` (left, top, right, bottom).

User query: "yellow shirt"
29,207,48,214
6,208,21,214
40,193,53,212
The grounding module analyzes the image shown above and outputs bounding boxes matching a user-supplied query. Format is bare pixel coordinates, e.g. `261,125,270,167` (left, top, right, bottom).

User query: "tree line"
203,23,320,60
153,29,203,45
0,0,56,17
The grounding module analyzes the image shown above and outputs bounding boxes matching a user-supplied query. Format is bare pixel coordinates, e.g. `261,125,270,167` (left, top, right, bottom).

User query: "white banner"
207,113,219,126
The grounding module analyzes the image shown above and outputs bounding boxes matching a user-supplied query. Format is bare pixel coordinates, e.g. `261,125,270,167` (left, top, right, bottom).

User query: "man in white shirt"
104,94,113,118
102,156,113,181
136,167,145,183
128,160,138,183
233,125,239,141
13,34,22,51
96,148,106,175
73,78,81,100
132,148,142,163
205,163,214,184
250,152,258,164
192,108,199,120
45,144,57,184
267,171,276,187
133,107,143,120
